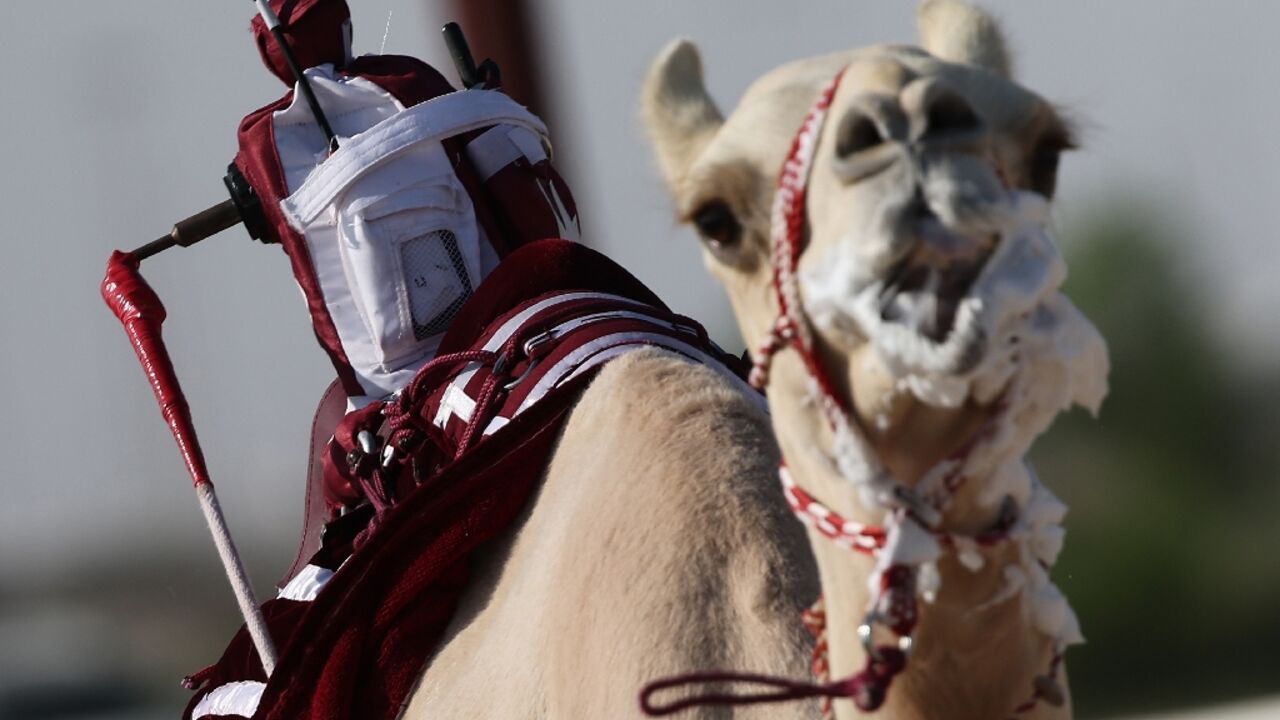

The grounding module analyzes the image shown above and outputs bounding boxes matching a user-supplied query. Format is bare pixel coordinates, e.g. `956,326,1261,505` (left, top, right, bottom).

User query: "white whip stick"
102,0,360,678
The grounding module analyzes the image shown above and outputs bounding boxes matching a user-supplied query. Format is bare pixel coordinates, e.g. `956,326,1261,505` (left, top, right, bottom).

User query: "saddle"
182,240,746,720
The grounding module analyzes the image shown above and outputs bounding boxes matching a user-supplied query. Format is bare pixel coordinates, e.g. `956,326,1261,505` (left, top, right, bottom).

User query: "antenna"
442,22,501,89
255,0,340,152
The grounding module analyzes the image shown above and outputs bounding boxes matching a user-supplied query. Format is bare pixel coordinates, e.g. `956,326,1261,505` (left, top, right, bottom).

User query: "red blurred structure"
449,0,548,118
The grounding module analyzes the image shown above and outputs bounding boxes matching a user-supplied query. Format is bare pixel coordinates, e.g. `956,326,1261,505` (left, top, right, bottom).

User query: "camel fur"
403,349,822,718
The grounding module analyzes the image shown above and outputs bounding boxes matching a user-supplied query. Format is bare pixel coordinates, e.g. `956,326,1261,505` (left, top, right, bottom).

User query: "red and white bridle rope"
780,467,885,554
641,66,1065,720
749,68,1064,718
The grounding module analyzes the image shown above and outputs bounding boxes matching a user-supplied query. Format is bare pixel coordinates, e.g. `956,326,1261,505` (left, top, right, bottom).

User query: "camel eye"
692,200,742,251
1029,132,1072,198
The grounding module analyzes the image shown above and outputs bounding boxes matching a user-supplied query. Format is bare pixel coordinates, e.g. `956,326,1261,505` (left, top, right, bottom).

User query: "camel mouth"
804,191,1070,386
876,241,993,344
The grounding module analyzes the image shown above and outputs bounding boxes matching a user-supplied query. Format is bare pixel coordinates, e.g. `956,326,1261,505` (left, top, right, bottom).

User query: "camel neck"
805,525,1061,720
770,381,1065,718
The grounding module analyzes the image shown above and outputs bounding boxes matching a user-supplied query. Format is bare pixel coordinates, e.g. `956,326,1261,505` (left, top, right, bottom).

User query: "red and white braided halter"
642,67,1065,720
747,68,1064,717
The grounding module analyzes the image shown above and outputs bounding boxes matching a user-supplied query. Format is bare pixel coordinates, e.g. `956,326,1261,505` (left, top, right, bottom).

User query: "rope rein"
349,346,506,549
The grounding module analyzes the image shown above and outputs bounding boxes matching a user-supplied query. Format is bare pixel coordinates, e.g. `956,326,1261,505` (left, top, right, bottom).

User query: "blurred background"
0,1,1276,718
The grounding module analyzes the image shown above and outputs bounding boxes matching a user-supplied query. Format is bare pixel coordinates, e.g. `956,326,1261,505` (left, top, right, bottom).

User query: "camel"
642,1,1109,718
188,3,1100,718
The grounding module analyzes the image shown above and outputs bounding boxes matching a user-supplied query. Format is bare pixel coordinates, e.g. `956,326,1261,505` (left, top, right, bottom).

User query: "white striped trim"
467,126,548,181
277,564,334,602
522,309,691,347
448,292,650,396
433,383,479,429
517,331,761,414
482,415,510,436
192,680,266,720
445,295,762,436
480,292,648,354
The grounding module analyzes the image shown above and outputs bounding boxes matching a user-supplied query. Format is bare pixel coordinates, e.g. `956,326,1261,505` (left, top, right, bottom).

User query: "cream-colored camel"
404,347,822,719
644,2,1108,719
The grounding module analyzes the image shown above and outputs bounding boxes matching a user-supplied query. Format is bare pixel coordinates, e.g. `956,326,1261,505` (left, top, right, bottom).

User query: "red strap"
280,379,348,588
101,251,212,489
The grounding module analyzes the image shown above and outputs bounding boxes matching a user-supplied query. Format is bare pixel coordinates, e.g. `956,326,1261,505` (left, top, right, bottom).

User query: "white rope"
196,482,279,676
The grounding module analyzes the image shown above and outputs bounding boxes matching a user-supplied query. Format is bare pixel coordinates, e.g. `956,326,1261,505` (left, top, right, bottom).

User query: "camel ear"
642,39,724,191
918,0,1013,78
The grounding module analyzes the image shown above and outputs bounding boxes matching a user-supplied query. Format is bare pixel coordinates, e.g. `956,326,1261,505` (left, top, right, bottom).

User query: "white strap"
283,90,549,226
468,125,549,181
277,564,335,602
445,292,652,394
192,680,267,720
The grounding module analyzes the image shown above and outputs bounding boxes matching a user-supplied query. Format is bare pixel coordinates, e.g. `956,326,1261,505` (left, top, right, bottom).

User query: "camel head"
644,0,1106,500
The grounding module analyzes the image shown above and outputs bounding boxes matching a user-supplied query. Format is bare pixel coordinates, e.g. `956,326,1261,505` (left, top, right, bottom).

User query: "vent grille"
400,229,472,339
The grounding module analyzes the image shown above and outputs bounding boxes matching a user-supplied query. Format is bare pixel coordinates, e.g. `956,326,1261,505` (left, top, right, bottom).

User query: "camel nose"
899,78,984,145
830,80,986,183
831,94,907,181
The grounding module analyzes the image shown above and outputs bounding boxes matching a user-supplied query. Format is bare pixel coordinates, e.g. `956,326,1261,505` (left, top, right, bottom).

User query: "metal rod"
255,0,339,152
131,199,243,261
442,22,480,88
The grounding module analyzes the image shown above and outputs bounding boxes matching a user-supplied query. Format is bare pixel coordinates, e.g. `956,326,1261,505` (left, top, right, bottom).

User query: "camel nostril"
923,90,981,139
908,187,933,220
835,111,885,159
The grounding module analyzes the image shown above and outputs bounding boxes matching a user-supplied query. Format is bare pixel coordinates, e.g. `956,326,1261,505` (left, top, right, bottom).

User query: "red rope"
454,336,522,457
781,465,886,553
802,598,835,720
639,670,853,716
350,348,501,549
639,646,907,717
101,250,213,488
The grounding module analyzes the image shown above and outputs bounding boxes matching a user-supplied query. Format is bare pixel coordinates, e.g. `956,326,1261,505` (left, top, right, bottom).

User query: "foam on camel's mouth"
805,191,1074,388
876,242,992,344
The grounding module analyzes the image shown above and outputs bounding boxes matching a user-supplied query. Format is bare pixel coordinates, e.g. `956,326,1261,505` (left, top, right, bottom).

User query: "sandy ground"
1114,696,1280,720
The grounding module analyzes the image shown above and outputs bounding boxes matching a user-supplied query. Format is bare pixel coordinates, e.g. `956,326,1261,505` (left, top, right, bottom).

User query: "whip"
253,0,340,152
98,0,352,677
101,250,279,675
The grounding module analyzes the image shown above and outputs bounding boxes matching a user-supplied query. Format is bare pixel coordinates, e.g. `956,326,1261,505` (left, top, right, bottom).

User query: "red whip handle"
101,251,212,488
